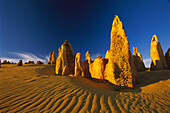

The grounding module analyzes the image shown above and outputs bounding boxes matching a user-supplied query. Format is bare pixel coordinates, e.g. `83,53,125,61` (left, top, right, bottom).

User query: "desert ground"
0,64,169,113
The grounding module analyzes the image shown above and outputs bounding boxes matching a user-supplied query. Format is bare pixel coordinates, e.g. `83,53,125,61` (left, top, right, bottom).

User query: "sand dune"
0,64,170,113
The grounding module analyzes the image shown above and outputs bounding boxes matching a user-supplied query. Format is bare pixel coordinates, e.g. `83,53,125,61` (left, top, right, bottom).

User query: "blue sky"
0,0,170,67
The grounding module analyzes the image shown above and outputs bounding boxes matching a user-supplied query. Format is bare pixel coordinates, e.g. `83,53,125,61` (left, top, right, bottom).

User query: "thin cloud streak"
1,52,48,64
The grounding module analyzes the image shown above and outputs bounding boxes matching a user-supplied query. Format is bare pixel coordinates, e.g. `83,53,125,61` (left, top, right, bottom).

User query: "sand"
0,64,170,113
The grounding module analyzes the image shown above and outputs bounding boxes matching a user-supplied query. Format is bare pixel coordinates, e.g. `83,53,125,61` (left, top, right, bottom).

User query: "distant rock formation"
165,48,170,68
28,61,34,64
74,52,82,76
48,52,52,64
150,35,168,70
48,50,56,64
56,40,75,75
90,56,108,80
17,60,22,66
104,15,138,88
36,61,44,64
133,47,146,71
51,50,56,64
2,60,11,64
0,59,1,68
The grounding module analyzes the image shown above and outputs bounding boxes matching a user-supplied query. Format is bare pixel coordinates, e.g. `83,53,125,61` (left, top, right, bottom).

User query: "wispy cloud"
91,53,104,60
143,58,151,68
1,52,48,64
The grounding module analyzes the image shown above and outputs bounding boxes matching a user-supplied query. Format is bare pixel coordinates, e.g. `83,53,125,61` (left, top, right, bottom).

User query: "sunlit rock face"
105,15,138,88
150,35,168,70
90,56,108,80
48,52,52,64
48,50,56,64
74,52,82,76
56,40,75,75
85,51,92,64
165,48,170,68
133,47,146,71
17,60,22,66
51,50,56,64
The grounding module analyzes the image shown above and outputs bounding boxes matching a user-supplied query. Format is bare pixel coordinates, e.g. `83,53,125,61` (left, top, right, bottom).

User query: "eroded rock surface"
74,52,82,76
81,60,91,78
105,15,138,88
150,35,168,70
51,50,56,64
90,56,108,80
133,47,146,71
56,40,75,75
48,52,52,64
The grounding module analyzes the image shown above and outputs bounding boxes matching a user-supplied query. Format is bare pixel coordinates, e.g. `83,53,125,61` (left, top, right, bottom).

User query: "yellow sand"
0,64,169,113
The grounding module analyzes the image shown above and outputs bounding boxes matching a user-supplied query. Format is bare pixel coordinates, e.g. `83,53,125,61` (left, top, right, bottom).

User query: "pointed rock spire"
56,40,75,75
74,52,82,76
105,15,138,88
150,35,168,70
133,47,146,71
17,60,22,66
51,50,56,64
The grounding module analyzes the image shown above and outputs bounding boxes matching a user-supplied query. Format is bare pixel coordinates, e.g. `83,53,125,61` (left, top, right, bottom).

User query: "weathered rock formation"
85,51,92,64
165,48,170,68
104,15,138,88
36,61,44,64
48,50,56,64
74,52,82,76
81,60,91,78
28,61,34,64
48,52,52,64
56,40,75,75
90,56,108,80
2,60,8,64
51,50,56,64
133,47,146,71
150,35,168,70
0,59,1,68
17,60,22,66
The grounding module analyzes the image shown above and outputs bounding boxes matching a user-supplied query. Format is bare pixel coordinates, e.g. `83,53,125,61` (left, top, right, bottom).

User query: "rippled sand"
0,64,169,113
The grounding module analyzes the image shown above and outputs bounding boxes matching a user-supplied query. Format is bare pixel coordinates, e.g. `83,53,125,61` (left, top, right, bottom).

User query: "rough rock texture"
48,50,56,64
56,40,75,75
105,15,138,88
48,52,52,64
133,47,146,71
85,51,92,64
165,48,170,68
74,52,82,76
17,60,22,66
90,56,108,80
51,50,56,64
81,60,91,78
150,35,168,70
36,61,44,64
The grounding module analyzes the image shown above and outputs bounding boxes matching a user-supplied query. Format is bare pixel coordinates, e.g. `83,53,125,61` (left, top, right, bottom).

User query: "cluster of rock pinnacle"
49,15,169,88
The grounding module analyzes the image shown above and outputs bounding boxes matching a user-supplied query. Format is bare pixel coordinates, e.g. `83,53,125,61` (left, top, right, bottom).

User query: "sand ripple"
0,64,170,113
